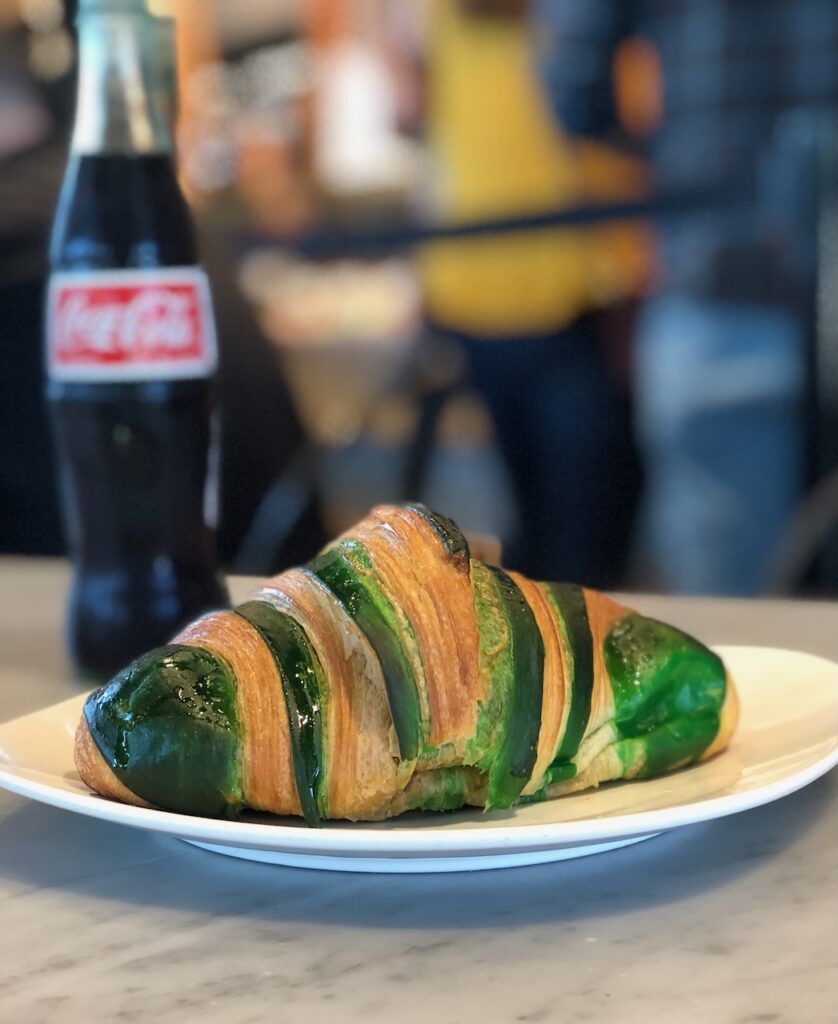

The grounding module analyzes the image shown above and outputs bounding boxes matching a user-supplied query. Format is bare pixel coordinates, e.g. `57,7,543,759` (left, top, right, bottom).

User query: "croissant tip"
702,670,740,761
74,713,150,809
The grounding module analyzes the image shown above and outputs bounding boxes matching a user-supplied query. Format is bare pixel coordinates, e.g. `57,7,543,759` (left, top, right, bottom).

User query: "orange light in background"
148,0,222,205
614,35,663,138
306,0,355,48
149,0,221,104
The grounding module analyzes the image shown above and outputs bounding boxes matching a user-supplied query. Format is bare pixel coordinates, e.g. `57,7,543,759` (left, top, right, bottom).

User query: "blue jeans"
635,295,805,595
450,312,641,589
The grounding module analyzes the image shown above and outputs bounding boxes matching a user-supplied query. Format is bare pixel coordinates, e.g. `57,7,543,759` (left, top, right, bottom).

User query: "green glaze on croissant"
74,505,739,824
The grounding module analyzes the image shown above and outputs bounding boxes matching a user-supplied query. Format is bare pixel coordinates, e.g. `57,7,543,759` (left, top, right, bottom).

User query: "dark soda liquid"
48,154,228,677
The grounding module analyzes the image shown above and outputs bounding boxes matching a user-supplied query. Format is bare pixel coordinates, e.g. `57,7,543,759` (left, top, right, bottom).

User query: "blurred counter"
0,557,836,1023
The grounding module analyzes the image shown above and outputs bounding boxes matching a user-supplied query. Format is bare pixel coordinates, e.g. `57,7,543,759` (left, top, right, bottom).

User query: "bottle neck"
72,11,172,155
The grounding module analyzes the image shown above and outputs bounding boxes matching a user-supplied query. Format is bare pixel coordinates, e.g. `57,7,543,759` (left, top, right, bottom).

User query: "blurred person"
419,0,652,587
539,0,838,595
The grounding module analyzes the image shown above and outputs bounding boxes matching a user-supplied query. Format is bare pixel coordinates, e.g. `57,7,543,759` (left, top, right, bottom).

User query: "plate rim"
1,644,836,858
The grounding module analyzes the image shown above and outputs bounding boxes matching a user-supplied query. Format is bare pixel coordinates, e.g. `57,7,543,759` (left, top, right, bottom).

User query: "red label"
47,269,217,381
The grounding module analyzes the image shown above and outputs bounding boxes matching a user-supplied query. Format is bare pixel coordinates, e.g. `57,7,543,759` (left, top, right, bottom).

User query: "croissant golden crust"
75,504,739,823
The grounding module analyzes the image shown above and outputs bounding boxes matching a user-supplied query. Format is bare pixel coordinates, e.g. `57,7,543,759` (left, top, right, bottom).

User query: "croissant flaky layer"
75,505,739,823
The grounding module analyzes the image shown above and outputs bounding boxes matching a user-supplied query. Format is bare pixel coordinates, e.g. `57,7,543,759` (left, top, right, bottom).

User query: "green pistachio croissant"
75,505,739,824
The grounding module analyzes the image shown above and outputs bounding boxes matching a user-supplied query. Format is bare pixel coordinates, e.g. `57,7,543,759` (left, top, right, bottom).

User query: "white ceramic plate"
0,646,836,873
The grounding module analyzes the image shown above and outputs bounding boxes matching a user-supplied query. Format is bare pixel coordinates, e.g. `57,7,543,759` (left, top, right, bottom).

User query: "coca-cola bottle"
46,0,228,677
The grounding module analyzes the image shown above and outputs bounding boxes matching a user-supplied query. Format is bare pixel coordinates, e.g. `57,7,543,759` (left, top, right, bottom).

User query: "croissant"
75,504,739,824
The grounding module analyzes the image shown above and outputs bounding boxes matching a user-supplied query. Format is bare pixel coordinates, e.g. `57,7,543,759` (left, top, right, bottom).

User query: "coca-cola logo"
48,271,216,380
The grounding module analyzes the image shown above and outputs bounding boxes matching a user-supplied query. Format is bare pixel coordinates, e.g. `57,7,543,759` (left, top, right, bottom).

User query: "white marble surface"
1,559,837,1024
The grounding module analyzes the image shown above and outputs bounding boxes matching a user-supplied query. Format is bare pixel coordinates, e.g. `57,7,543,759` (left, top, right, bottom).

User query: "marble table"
0,557,836,1024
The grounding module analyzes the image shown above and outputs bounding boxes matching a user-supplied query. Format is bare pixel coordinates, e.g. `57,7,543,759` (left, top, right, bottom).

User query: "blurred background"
2,0,837,597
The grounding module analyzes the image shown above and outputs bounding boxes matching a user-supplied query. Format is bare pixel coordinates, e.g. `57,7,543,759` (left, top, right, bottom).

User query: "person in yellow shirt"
420,0,651,586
